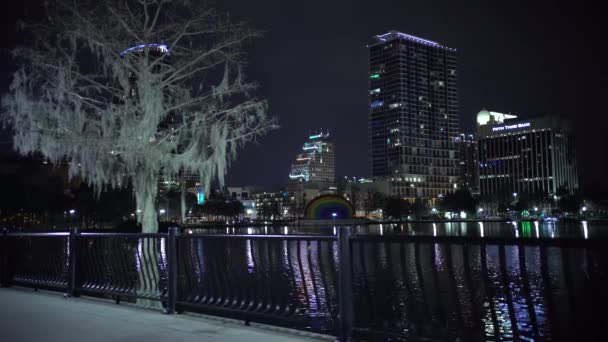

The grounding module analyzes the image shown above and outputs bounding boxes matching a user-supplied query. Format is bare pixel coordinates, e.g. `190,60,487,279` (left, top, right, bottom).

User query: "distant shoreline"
181,217,608,227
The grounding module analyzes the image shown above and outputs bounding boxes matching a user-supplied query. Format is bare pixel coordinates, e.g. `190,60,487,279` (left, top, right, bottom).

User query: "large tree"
2,0,275,232
383,196,411,220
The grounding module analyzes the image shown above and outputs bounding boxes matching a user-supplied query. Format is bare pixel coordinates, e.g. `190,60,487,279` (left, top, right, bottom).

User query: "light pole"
69,209,76,229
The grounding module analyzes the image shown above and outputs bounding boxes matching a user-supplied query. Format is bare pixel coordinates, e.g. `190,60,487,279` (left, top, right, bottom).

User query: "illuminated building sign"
492,122,531,132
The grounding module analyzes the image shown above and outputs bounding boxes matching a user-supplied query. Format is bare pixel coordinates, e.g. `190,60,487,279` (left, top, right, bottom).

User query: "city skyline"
1,0,605,193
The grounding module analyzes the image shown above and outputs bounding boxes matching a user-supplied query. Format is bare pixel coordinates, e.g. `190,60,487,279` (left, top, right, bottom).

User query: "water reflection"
180,222,608,339
350,240,608,341
191,220,608,240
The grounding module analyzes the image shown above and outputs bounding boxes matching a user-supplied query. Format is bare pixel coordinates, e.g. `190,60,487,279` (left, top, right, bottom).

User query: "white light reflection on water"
535,221,540,238
194,239,205,282
284,226,289,235
333,226,337,235
288,241,311,312
245,239,254,273
479,222,484,237
583,221,588,239
308,241,329,316
160,237,167,268
380,224,384,236
65,237,70,269
136,239,143,272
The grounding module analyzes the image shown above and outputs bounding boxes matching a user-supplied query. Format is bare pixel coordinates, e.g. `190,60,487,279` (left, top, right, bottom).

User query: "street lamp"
513,192,518,198
582,206,587,212
67,209,76,229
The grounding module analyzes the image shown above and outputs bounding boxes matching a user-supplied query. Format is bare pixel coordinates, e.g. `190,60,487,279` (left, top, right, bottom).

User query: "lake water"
181,221,608,340
193,220,607,239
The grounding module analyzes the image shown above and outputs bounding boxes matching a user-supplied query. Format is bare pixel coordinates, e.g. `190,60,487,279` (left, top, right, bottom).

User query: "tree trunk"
135,171,159,233
133,171,161,308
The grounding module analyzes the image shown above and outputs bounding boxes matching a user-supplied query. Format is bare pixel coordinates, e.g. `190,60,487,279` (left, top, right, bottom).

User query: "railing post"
1,228,8,288
337,226,354,341
165,226,179,314
66,227,80,297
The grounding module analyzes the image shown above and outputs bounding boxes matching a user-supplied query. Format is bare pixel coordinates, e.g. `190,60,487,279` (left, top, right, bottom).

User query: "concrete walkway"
0,288,332,342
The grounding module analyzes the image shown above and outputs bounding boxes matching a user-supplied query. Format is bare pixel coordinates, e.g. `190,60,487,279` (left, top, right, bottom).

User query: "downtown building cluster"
208,30,579,221
363,31,578,204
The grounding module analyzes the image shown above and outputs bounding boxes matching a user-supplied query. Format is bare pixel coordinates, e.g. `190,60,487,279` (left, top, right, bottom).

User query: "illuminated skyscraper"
455,133,480,194
477,110,578,197
368,31,460,200
289,131,335,183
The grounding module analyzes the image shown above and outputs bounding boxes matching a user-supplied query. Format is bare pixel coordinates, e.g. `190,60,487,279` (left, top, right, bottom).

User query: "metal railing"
1,227,607,341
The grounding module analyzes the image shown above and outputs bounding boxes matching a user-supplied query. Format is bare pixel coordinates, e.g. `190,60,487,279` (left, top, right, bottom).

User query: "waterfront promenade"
0,288,330,342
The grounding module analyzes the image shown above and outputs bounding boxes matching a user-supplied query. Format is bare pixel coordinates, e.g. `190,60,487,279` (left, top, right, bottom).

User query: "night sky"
1,1,606,192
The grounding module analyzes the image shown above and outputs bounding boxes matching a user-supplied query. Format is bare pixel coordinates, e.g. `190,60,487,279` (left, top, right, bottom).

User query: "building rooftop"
476,109,518,126
370,30,455,50
120,43,169,56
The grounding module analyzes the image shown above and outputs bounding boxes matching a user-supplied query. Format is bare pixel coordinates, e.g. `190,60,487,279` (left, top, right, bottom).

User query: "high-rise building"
289,131,335,184
477,109,578,197
455,133,480,194
368,31,460,200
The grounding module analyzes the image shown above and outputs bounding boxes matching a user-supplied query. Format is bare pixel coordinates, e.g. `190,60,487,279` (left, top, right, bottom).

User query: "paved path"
0,288,331,342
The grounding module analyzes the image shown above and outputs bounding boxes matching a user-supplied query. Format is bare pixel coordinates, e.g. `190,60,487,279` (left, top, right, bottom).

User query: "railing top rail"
179,233,338,241
350,234,608,247
6,232,70,237
80,232,166,238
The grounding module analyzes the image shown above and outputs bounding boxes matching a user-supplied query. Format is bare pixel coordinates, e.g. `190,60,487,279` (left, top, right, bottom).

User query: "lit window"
371,100,384,108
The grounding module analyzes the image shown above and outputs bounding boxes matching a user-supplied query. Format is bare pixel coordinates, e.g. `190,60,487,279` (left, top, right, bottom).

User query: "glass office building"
477,110,578,197
368,31,460,200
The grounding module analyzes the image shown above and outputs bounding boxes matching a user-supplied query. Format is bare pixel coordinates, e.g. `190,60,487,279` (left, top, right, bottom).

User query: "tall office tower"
289,131,335,184
455,133,480,194
368,31,460,201
477,110,578,197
